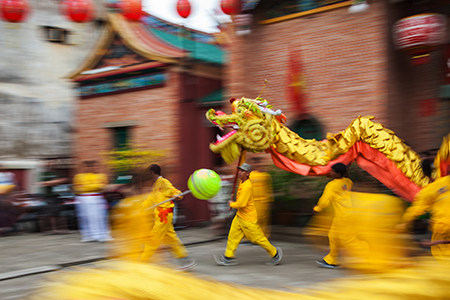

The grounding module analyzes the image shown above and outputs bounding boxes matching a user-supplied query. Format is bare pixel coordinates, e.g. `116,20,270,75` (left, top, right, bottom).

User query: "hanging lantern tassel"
177,0,191,19
411,53,430,65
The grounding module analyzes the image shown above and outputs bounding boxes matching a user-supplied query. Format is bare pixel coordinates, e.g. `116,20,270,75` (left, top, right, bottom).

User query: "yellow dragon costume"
206,97,450,201
30,97,450,300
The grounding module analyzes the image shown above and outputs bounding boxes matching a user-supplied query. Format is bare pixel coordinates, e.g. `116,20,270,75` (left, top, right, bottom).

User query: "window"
112,126,129,149
42,26,69,44
292,118,323,140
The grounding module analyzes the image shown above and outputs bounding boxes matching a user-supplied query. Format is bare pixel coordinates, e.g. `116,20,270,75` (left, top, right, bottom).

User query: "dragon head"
206,97,286,164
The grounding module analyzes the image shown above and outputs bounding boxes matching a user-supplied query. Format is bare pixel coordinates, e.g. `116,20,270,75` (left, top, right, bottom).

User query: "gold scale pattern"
207,99,431,188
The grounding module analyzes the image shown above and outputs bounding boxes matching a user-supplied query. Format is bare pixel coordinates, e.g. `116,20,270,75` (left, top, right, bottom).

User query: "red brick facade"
75,70,182,183
227,1,389,134
73,3,450,224
225,0,450,153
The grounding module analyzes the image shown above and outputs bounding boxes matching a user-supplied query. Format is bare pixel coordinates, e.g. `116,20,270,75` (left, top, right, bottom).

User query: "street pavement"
0,226,383,299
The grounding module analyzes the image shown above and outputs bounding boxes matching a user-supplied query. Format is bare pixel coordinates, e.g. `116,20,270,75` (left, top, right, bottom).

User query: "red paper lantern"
0,0,29,23
120,0,142,21
60,0,93,23
393,14,447,65
220,0,240,15
176,0,191,19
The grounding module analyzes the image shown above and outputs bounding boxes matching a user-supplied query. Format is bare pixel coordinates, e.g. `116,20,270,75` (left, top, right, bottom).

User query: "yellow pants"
225,215,277,258
324,222,367,266
254,201,271,239
141,212,188,261
431,229,450,261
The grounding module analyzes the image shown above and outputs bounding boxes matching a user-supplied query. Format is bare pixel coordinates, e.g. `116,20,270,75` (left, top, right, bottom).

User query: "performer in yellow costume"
214,163,282,266
140,164,196,270
73,161,112,243
108,171,154,262
314,163,367,268
249,158,274,238
400,172,450,261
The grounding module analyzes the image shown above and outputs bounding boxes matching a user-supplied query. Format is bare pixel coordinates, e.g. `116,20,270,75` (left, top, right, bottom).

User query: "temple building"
71,12,225,223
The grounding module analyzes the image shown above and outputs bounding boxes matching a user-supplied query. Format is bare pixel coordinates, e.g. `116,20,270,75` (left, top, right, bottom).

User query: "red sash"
157,207,174,224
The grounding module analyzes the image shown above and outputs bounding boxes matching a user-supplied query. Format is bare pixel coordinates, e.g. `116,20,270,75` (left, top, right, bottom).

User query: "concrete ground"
0,226,355,300
0,225,433,300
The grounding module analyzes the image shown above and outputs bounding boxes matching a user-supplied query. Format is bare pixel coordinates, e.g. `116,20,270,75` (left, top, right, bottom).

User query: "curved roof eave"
65,22,116,80
108,13,184,64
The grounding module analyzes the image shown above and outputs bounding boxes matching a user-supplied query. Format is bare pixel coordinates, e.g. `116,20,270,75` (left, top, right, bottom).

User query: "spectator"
73,161,113,242
0,164,16,195
37,160,70,234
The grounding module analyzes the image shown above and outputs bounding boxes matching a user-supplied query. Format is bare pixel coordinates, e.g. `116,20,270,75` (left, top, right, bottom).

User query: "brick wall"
74,70,183,185
387,0,450,153
226,2,390,137
225,1,450,154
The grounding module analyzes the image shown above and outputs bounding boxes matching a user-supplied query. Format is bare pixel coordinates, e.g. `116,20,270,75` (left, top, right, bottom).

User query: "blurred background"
0,0,448,234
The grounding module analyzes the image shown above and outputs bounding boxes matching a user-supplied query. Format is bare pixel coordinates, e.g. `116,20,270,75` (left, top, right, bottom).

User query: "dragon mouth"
215,130,237,145
208,109,241,147
210,111,240,145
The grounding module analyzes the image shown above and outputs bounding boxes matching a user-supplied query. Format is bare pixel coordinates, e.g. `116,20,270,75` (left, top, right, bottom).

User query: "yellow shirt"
403,176,450,231
249,171,274,203
142,177,181,210
230,179,258,222
313,178,354,221
73,173,108,194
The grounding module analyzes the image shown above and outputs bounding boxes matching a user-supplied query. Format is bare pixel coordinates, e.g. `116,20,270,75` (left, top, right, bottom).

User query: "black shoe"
214,254,238,266
316,259,340,269
266,247,282,266
178,257,196,271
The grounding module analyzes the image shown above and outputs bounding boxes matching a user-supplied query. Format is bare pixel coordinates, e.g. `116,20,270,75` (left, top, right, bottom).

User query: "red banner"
286,48,307,115
419,98,436,117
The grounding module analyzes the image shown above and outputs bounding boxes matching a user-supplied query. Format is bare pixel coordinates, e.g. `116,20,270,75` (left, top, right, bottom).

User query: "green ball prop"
188,169,222,200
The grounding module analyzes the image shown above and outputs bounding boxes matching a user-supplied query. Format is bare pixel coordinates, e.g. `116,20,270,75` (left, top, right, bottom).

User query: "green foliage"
268,166,329,211
268,162,395,211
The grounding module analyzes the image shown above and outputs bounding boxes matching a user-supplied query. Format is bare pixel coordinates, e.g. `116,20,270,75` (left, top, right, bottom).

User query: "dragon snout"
215,111,226,116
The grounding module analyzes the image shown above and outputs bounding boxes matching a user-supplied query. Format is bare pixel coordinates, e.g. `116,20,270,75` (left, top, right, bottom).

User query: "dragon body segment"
206,97,446,201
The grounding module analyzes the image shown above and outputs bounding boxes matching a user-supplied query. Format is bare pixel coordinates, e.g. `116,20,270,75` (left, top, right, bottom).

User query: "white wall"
0,0,107,158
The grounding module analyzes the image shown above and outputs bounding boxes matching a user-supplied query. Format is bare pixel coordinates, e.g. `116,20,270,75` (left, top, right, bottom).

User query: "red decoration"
60,0,93,23
120,0,142,21
220,0,240,15
0,0,29,23
286,48,307,116
419,99,436,117
176,0,191,19
393,14,447,65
